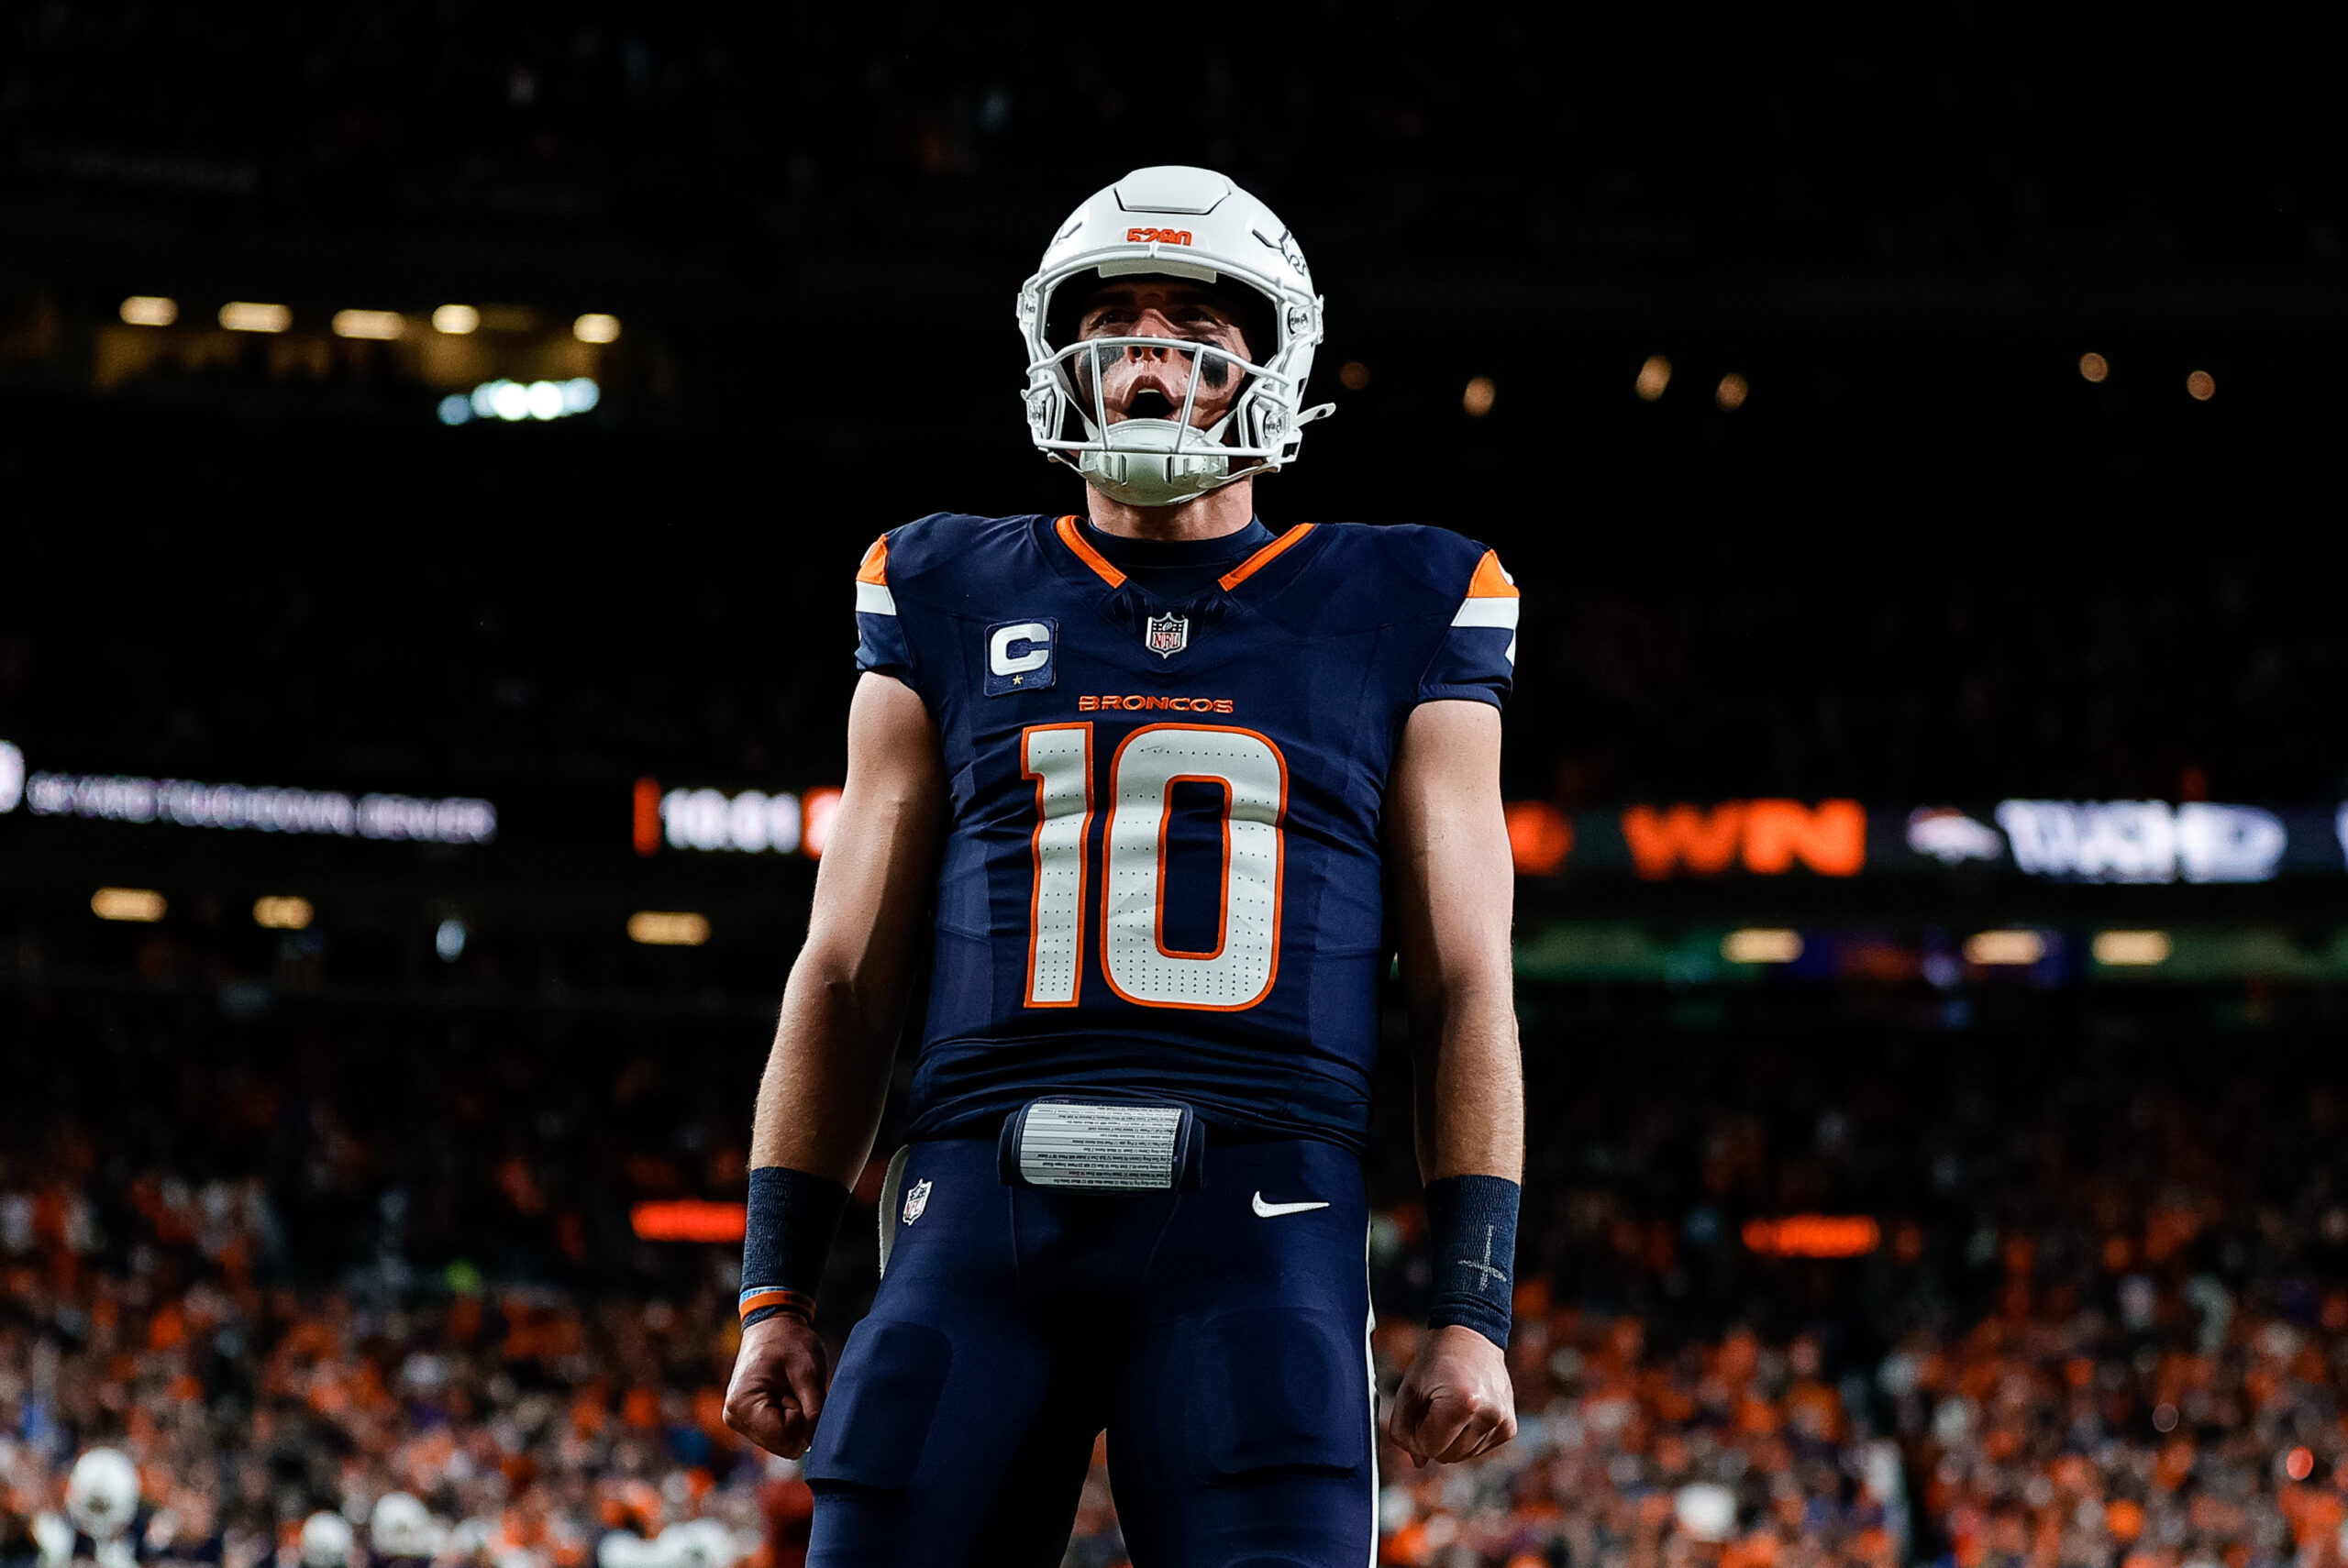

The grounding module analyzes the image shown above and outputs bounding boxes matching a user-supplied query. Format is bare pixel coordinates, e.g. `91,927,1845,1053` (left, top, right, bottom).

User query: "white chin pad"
1076,416,1233,506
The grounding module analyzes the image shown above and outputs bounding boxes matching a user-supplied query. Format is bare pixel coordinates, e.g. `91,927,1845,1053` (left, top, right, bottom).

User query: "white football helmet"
66,1448,141,1539
370,1492,439,1560
300,1512,354,1568
654,1519,736,1568
1017,165,1329,507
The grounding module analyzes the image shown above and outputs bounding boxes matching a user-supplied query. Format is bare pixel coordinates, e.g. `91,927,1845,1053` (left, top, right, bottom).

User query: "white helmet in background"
596,1533,656,1568
445,1518,496,1562
300,1511,355,1568
370,1492,439,1559
66,1448,141,1539
1018,165,1329,507
655,1519,735,1568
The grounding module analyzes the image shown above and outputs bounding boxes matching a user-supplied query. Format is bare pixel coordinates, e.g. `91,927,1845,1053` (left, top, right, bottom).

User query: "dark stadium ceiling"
3,1,2343,330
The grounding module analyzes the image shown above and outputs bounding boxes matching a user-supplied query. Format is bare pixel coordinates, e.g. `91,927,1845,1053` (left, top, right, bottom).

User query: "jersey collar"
1051,513,1317,597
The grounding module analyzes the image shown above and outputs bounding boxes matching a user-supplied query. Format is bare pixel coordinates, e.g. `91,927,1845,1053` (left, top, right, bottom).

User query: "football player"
724,166,1524,1565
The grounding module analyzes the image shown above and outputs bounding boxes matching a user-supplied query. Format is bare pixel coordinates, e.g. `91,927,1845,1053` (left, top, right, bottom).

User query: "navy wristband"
739,1165,850,1329
1423,1174,1521,1350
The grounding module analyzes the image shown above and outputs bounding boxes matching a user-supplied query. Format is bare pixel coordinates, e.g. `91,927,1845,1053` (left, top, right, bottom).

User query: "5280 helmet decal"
1017,166,1333,508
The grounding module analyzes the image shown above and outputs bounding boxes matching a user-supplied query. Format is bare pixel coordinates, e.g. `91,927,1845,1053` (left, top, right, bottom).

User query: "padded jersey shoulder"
1268,521,1506,628
869,513,1051,617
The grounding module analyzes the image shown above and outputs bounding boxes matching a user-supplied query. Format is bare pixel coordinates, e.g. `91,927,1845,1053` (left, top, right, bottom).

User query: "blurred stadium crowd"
6,983,2348,1568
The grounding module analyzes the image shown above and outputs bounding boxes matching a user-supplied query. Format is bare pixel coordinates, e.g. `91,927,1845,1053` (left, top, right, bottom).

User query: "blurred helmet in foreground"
370,1492,438,1559
300,1511,355,1568
67,1448,141,1538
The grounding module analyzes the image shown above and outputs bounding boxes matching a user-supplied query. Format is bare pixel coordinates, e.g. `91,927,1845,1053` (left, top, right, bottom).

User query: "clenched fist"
1383,1324,1516,1466
723,1314,833,1459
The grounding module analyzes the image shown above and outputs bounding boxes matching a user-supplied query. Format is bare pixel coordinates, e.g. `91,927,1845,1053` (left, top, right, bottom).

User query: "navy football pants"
804,1137,1376,1567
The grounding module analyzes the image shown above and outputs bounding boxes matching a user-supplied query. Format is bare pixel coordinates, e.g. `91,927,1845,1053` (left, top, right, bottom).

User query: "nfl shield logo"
901,1177,932,1226
1145,613,1189,658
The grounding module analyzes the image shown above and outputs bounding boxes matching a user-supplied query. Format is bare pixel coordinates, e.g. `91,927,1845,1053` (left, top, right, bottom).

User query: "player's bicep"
800,672,946,982
1387,701,1512,1006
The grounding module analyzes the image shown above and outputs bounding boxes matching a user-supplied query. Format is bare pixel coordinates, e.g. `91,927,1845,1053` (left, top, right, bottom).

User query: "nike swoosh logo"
1252,1192,1331,1218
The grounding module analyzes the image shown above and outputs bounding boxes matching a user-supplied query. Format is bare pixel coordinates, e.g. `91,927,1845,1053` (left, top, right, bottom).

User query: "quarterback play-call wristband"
738,1165,850,1329
1423,1174,1522,1350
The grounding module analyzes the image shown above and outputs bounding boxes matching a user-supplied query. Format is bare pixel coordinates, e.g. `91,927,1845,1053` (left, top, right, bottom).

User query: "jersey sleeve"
1414,547,1518,707
851,534,915,679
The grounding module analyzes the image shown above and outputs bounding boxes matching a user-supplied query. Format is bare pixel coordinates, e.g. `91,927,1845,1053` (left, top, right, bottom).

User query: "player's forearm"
746,673,944,1186
748,951,906,1187
1410,978,1523,1183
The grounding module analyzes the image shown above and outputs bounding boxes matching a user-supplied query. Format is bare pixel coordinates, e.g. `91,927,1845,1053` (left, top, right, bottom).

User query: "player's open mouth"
1122,389,1177,421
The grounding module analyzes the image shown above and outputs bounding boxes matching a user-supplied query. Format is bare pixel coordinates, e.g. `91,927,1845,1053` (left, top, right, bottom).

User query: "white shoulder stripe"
1450,597,1518,630
855,580,897,616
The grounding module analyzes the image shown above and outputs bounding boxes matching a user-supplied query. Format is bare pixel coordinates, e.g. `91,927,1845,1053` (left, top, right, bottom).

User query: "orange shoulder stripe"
855,536,890,585
1055,514,1127,588
1218,523,1316,591
1465,548,1518,598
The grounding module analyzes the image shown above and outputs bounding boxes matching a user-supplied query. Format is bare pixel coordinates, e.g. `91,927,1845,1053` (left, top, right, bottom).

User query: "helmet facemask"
1035,330,1295,508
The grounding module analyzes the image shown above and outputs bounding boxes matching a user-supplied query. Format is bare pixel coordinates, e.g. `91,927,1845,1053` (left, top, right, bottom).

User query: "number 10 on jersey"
1021,723,1288,1012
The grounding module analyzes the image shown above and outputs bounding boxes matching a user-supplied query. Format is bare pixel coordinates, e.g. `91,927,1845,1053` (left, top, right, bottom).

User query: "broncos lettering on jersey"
851,512,1517,1153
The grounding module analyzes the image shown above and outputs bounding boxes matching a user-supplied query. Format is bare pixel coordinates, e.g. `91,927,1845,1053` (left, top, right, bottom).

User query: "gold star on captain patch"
1013,674,1024,685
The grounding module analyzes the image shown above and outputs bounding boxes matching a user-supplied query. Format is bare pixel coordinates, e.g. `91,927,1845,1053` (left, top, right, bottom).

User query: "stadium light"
0,740,20,812
1635,355,1672,402
119,296,178,326
1722,928,1802,965
1965,929,2045,966
573,313,622,344
2078,351,2110,382
435,919,467,961
1338,361,1370,391
331,309,406,341
432,304,480,336
464,379,598,424
628,911,710,946
803,788,843,857
1715,373,1748,411
253,896,314,931
1744,1215,1880,1258
1503,801,1572,875
1462,376,1496,416
218,302,292,334
93,888,166,922
631,1200,745,1242
2092,930,2171,966
2187,370,2215,401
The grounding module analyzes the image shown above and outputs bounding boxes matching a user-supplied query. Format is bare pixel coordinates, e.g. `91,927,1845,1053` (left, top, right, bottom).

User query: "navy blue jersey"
853,513,1517,1153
